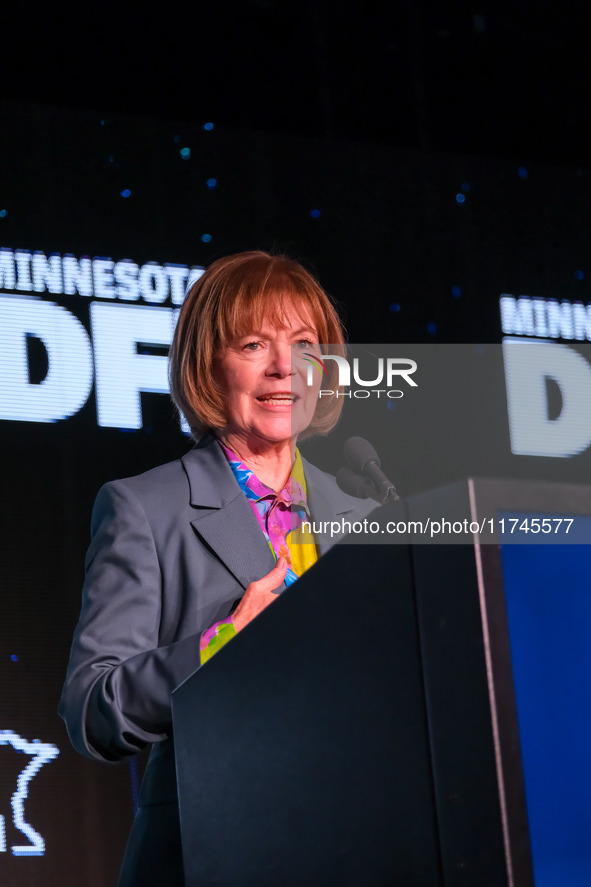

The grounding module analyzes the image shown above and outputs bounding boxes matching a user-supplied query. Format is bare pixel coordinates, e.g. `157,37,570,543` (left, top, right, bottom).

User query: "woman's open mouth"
256,393,297,406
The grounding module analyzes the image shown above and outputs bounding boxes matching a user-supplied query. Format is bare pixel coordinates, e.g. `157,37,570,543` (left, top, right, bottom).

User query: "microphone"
342,436,400,505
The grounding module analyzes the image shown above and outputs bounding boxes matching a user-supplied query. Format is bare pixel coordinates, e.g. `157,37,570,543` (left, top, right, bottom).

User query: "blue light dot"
310,208,321,218
387,401,397,411
120,189,131,198
108,154,114,163
100,119,105,126
389,303,401,312
173,134,180,143
0,209,6,217
10,654,18,662
428,322,437,335
574,270,584,280
461,182,471,192
204,122,214,131
518,166,528,179
201,233,212,243
206,178,217,189
455,193,466,204
451,285,461,298
180,147,191,159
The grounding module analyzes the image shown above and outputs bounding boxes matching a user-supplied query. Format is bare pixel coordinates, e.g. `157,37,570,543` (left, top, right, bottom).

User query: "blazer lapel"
182,437,276,591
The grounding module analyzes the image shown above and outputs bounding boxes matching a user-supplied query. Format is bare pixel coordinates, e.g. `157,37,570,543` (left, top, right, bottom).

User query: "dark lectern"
172,478,591,887
173,536,443,886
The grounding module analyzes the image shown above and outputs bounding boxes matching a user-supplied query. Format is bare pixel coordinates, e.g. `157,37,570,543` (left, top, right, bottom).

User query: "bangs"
214,261,332,347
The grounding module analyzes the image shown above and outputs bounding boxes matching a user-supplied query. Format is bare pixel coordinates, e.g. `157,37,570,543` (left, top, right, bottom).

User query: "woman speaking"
59,250,372,886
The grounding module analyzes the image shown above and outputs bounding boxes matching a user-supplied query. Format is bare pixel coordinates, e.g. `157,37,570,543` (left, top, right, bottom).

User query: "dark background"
1,3,591,885
3,0,591,168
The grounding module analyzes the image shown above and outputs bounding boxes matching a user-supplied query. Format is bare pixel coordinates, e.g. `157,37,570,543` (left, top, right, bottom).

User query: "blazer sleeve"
59,480,204,763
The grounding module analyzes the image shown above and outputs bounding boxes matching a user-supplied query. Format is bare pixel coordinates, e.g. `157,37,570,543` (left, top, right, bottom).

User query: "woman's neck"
218,434,295,492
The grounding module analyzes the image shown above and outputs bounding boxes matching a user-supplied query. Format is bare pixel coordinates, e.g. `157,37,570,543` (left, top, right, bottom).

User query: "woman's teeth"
257,394,295,404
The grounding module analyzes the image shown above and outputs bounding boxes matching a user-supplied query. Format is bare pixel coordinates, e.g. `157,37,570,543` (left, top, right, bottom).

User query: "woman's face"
214,301,322,450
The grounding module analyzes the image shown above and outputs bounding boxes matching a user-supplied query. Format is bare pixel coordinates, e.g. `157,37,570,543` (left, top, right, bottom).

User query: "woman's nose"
266,343,294,377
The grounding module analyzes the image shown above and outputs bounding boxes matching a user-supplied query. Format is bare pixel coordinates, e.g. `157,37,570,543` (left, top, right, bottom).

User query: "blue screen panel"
500,542,591,887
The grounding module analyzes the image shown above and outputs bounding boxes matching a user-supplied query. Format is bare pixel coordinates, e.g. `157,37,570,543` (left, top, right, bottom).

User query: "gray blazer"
59,434,373,885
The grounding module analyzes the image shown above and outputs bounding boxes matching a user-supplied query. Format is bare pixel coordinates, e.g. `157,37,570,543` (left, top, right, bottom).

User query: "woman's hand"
232,557,289,633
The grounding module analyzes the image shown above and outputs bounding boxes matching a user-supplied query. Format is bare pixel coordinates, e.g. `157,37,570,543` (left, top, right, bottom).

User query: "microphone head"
343,436,380,472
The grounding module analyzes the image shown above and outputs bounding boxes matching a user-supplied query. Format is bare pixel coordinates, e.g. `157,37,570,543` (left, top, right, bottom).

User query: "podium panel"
173,478,591,885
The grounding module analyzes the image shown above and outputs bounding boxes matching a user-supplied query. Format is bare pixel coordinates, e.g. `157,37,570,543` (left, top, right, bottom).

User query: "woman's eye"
243,341,261,351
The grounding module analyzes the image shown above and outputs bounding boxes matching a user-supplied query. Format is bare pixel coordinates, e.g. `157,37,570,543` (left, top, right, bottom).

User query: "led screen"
2,99,591,884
